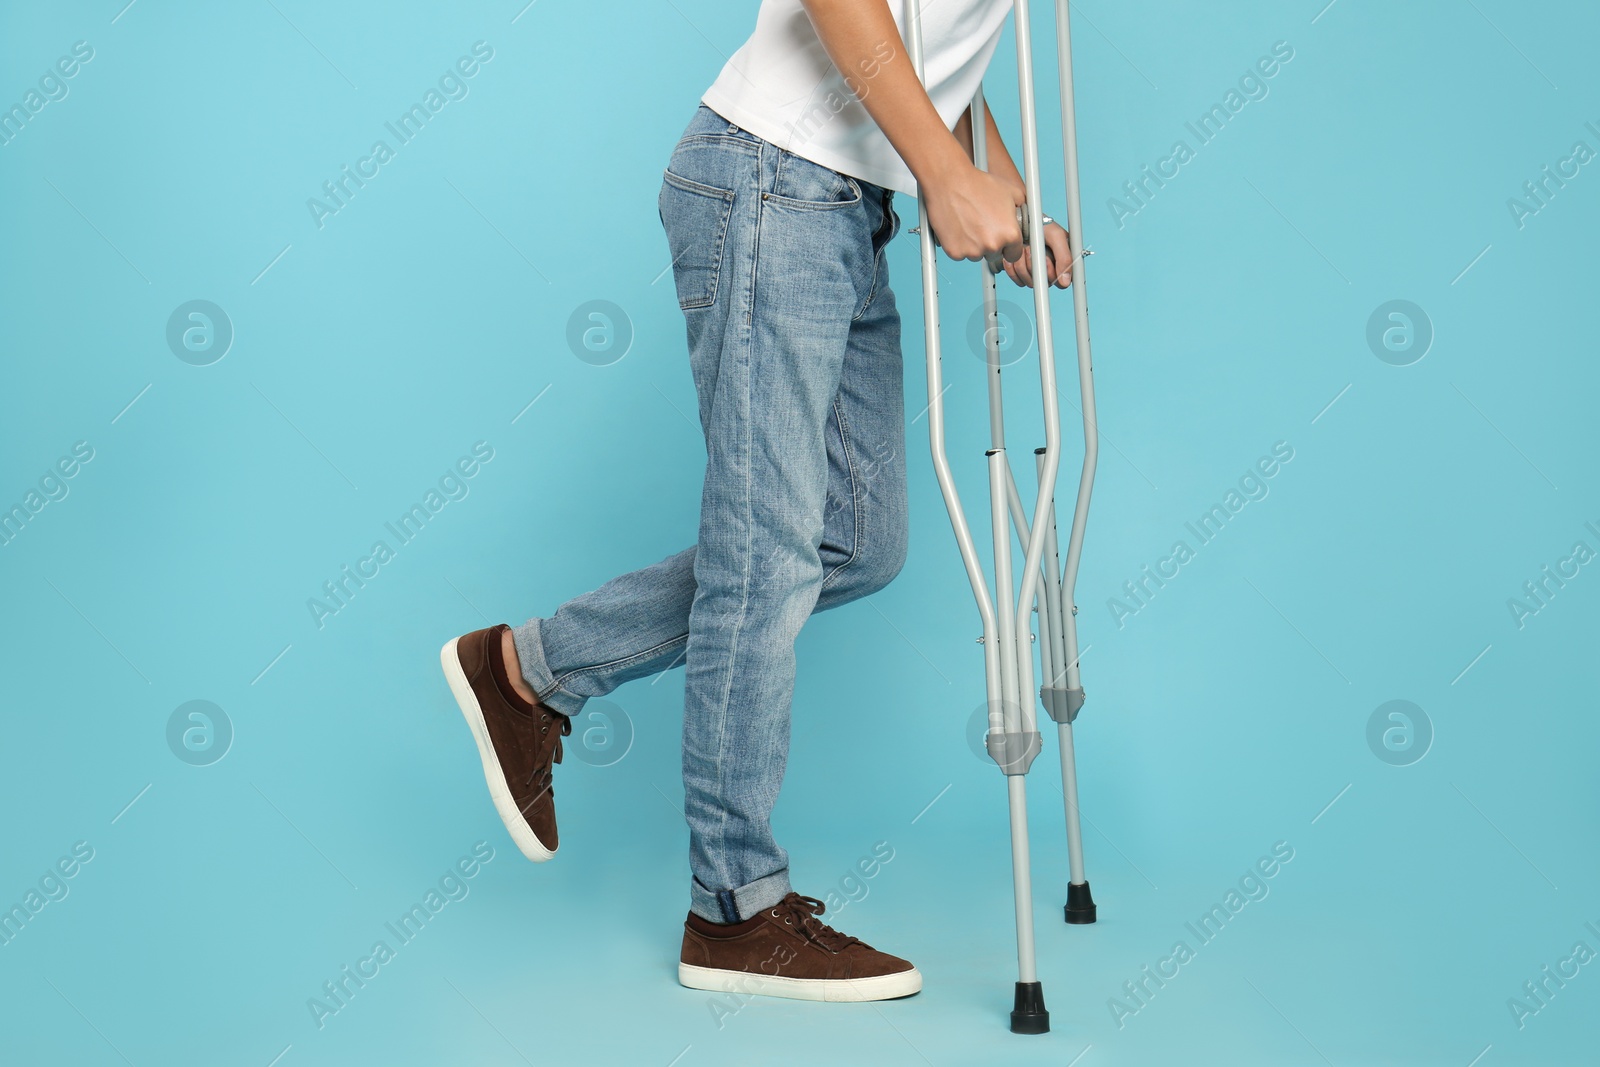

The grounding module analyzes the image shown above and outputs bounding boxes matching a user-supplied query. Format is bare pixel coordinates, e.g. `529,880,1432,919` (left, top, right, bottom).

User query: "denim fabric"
511,103,908,923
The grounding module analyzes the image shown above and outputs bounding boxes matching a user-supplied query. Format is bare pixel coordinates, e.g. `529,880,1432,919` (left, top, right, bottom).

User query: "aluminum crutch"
984,0,1104,931
915,0,1075,1036
985,0,1103,930
1041,0,1101,930
906,0,1100,1034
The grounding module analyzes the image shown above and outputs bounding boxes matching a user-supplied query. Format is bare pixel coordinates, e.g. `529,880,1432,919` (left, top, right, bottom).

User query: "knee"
836,513,908,602
871,516,909,594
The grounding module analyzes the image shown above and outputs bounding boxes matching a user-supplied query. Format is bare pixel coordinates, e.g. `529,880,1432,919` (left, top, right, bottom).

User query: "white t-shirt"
701,0,1013,198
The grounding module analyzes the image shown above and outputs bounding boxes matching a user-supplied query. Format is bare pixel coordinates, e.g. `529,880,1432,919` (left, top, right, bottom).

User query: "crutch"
905,0,1099,1034
1040,0,1100,933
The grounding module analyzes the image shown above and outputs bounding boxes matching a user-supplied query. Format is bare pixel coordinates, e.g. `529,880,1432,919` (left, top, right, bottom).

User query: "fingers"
1000,236,1076,290
1004,245,1045,289
1004,226,1072,288
1045,225,1073,288
998,244,1038,288
966,230,1024,267
993,206,1024,265
930,170,1031,264
1003,255,1026,288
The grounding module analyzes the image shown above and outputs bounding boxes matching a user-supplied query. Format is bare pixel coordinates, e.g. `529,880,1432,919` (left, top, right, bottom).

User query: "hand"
1002,220,1073,289
922,164,1026,265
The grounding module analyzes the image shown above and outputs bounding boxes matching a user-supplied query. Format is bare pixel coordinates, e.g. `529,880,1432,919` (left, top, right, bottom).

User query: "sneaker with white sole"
440,623,571,861
678,891,922,1002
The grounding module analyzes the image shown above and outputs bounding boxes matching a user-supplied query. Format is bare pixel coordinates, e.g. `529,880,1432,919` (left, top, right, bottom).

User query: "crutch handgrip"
986,206,1059,275
909,204,1053,274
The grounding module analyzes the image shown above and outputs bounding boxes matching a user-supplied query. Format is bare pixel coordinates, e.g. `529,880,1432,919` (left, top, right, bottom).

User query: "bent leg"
815,200,908,610
509,547,697,719
511,194,907,722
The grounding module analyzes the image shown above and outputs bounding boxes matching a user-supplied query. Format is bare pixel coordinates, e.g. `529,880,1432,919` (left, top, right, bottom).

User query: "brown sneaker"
440,623,571,862
678,892,922,1002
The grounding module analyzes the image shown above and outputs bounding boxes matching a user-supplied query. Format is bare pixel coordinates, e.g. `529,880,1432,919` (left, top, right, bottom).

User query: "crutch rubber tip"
1010,981,1050,1034
1064,880,1097,925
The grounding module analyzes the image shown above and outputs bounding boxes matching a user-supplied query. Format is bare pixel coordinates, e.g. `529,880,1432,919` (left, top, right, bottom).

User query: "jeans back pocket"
658,170,736,310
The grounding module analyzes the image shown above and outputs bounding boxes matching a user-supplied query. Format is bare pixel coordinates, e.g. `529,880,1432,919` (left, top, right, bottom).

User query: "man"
441,0,1071,1003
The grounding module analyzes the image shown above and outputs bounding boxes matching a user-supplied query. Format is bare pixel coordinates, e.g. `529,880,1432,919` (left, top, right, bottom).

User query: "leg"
508,547,698,718
505,390,905,713
506,185,906,729
669,133,905,923
815,203,908,611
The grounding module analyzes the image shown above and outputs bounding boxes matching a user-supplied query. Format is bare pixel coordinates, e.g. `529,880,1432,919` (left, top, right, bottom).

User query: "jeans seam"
818,394,865,596
746,143,765,330
709,268,756,892
854,248,881,322
536,631,688,699
854,194,892,321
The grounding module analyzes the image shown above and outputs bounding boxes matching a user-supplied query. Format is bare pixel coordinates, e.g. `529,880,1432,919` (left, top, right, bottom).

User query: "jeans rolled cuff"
690,869,793,924
509,618,585,718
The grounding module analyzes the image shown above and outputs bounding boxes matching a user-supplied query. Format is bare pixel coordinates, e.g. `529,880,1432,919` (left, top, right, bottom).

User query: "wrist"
908,136,974,193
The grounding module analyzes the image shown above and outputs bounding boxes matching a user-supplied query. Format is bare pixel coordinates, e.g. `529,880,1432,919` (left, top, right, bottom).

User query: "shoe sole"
677,962,922,1002
440,636,556,863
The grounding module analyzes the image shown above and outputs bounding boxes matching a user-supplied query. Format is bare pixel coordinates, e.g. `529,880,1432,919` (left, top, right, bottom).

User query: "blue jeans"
510,104,908,923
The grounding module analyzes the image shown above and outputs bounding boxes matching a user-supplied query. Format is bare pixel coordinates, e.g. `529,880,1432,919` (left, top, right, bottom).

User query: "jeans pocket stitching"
674,132,761,153
769,149,862,211
662,168,736,202
761,179,863,211
661,169,737,310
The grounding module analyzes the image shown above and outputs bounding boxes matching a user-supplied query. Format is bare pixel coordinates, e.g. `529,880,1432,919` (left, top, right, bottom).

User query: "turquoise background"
2,0,1597,1064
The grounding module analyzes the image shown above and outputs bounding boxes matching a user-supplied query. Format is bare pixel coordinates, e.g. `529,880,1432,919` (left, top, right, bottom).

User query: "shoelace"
522,712,572,808
770,894,861,952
